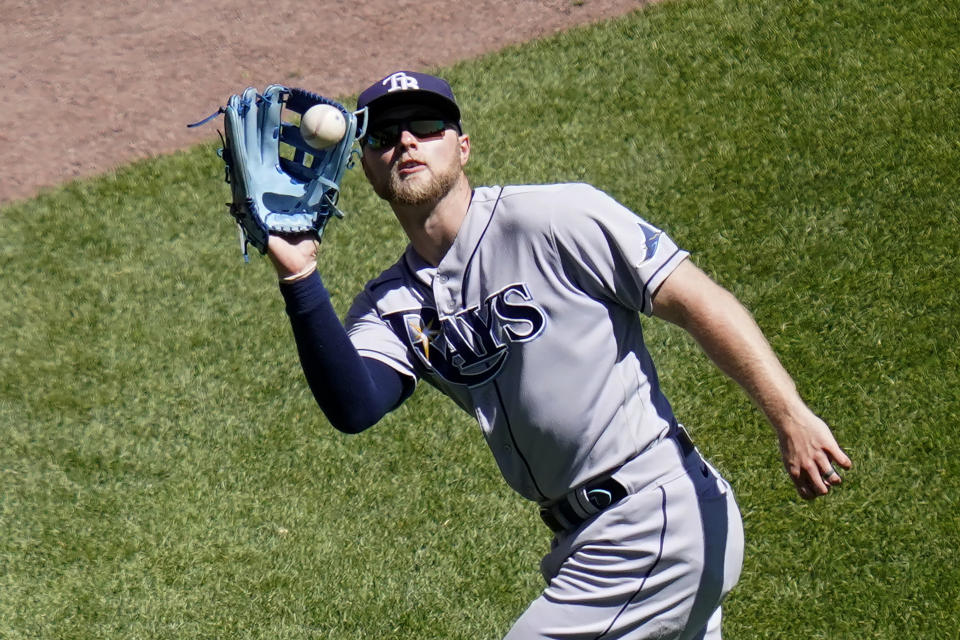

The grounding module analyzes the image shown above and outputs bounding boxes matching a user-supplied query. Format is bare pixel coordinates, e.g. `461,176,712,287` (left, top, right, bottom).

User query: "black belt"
539,427,696,534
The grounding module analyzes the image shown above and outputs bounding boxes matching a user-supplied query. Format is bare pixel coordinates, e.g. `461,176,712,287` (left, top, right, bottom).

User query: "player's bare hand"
267,234,320,280
776,410,852,500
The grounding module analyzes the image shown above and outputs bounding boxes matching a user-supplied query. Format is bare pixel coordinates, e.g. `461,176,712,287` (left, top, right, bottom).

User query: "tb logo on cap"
383,72,419,93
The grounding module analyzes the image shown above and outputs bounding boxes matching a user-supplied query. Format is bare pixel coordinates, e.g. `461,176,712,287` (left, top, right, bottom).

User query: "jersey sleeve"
549,185,689,315
344,284,420,381
279,272,414,432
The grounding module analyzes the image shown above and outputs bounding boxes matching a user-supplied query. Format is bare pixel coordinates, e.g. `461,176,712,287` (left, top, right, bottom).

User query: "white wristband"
278,261,317,284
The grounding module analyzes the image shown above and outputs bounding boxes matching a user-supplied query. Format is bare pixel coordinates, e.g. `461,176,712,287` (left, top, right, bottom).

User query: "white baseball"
300,104,347,150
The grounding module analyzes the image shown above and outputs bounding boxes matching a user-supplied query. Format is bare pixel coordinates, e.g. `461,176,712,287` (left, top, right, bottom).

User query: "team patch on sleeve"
637,219,664,263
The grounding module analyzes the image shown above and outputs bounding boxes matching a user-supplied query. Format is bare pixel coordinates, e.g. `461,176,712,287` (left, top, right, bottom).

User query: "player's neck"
394,175,472,266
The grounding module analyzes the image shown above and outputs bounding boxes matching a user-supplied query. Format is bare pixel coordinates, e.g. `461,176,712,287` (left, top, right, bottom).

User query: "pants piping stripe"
592,485,668,640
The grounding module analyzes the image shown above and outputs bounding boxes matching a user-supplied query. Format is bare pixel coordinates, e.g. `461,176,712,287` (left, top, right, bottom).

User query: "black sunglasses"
363,119,456,151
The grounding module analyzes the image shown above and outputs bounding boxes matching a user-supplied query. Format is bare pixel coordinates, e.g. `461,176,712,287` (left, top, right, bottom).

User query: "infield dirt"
1,0,645,205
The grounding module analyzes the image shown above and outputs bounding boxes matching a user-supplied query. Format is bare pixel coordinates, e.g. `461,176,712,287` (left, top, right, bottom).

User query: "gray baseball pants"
505,435,744,639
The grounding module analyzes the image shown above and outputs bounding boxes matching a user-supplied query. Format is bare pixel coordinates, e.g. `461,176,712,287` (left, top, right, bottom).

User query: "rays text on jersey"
385,283,546,387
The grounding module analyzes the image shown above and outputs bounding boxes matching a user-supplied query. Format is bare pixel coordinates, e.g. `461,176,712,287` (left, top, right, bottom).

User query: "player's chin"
370,171,425,203
389,171,454,207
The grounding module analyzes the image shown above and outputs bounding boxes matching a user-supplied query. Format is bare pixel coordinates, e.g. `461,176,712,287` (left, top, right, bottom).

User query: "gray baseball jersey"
345,183,690,503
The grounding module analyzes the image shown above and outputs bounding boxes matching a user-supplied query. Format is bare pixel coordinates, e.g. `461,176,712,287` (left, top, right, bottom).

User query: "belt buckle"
585,486,615,509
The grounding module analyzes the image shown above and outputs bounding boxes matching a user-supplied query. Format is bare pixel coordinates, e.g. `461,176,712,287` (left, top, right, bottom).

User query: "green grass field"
2,0,958,637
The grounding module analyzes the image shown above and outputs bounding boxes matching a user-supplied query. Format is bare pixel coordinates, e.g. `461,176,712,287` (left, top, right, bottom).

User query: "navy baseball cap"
357,70,461,124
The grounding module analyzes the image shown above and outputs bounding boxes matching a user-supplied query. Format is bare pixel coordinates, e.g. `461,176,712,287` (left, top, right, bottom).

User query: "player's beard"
379,152,462,207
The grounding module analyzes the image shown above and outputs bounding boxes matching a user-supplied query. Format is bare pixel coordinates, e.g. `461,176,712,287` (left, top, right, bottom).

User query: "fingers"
792,449,851,500
822,465,842,485
819,441,852,492
793,466,829,500
831,446,853,472
777,411,852,500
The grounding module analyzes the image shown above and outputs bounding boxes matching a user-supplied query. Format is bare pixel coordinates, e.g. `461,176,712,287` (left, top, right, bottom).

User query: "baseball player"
265,70,851,639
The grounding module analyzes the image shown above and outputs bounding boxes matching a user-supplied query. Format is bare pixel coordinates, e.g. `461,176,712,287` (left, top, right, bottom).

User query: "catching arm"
269,235,414,433
651,258,851,499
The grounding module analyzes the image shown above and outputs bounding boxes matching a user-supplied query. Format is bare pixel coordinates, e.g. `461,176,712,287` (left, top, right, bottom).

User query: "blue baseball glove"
192,85,363,260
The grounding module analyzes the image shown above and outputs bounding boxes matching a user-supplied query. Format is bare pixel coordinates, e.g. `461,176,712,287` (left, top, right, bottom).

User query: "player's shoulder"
353,247,427,309
486,182,628,234
497,182,608,206
363,263,404,291
487,183,610,225
360,255,410,294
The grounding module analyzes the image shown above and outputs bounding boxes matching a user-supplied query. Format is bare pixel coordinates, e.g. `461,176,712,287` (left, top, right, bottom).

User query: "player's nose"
397,128,419,148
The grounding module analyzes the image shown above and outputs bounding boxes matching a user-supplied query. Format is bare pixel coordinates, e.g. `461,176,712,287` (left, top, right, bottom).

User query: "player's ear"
458,134,470,167
360,152,373,181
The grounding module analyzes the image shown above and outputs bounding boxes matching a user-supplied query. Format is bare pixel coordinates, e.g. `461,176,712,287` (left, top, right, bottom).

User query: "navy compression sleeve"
279,271,413,433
